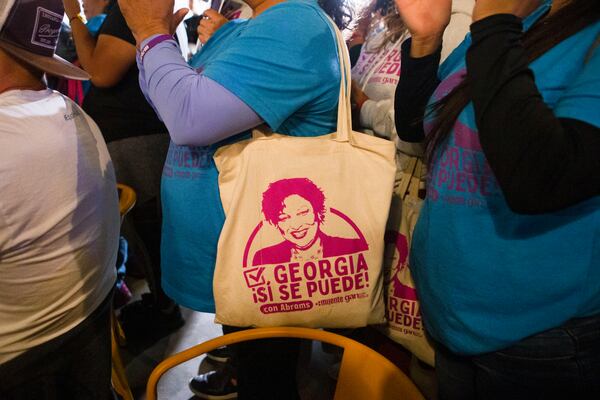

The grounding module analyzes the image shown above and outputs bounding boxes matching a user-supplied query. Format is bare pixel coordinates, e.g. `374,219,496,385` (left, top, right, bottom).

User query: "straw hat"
0,0,89,79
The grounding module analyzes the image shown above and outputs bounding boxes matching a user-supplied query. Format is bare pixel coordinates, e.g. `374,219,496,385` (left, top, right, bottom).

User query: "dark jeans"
436,313,600,400
222,325,301,400
0,291,113,400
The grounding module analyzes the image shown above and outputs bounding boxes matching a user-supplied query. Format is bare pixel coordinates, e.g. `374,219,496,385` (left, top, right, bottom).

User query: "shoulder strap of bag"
407,159,423,200
249,18,353,143
325,16,354,144
397,156,418,199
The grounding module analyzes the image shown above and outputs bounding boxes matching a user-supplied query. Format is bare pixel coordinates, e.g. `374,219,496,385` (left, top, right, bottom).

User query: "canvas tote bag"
212,19,396,328
381,157,435,366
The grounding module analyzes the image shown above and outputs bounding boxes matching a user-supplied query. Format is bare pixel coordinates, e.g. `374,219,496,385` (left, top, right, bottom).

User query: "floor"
119,281,337,400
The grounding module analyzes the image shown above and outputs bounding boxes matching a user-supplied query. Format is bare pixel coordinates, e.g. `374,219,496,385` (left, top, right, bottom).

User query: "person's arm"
136,52,160,116
367,1,471,141
138,38,262,146
64,1,136,88
123,0,338,142
467,14,600,214
359,97,396,140
394,38,442,143
392,0,450,142
198,9,229,45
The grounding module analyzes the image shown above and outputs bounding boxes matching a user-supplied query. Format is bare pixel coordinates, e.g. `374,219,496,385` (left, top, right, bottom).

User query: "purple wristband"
140,34,174,63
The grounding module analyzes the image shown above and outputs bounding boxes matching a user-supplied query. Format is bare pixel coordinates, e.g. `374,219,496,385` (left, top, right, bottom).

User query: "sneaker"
118,293,185,341
189,369,237,399
206,346,232,363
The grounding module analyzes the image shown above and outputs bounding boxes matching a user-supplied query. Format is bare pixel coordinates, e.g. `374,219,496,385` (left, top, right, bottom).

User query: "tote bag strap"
407,158,423,201
325,16,354,144
397,156,418,199
250,18,353,143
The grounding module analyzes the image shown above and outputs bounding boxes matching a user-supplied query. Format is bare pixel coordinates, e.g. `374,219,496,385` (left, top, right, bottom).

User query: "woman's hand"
351,80,369,110
351,80,369,126
394,0,452,57
118,0,188,46
63,0,82,19
198,9,228,44
472,0,543,22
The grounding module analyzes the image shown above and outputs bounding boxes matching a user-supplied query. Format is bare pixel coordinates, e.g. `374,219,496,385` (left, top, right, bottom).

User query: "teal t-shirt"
412,1,600,355
161,0,340,312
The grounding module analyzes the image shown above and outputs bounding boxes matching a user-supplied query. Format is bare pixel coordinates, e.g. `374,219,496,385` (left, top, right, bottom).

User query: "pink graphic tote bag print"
381,158,435,366
212,20,396,328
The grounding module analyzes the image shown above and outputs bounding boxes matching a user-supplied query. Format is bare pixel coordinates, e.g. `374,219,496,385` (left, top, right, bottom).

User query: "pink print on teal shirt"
426,69,501,207
242,178,371,315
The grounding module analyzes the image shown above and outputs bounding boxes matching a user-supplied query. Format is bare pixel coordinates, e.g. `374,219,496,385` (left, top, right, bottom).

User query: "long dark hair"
425,0,600,165
318,0,353,30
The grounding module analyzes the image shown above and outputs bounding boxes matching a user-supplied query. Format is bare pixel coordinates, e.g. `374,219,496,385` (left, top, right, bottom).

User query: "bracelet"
139,34,173,63
69,13,85,25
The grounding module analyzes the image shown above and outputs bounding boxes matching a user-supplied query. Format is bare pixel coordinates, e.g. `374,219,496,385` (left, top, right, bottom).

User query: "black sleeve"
394,38,442,143
97,3,135,46
467,14,600,214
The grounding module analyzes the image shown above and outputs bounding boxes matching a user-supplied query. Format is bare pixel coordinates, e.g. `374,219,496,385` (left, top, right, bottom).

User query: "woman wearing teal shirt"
394,0,599,398
119,0,350,397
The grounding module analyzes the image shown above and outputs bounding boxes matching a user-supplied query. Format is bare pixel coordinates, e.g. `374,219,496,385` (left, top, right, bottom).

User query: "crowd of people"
0,0,598,399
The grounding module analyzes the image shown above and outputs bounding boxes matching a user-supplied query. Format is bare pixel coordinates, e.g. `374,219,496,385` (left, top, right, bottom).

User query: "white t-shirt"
0,89,119,364
352,1,474,175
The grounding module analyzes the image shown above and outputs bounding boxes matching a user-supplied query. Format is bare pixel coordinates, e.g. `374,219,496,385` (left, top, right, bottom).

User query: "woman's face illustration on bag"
276,194,319,249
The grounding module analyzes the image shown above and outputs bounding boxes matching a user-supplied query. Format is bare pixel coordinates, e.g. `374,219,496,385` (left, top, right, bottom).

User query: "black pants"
0,292,113,400
108,134,170,307
222,325,301,400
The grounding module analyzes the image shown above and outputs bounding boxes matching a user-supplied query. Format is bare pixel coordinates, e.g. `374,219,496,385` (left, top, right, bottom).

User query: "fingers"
198,18,213,34
170,8,189,34
198,28,208,45
198,13,217,34
202,9,228,27
203,9,221,20
199,8,222,40
197,11,227,44
197,18,213,44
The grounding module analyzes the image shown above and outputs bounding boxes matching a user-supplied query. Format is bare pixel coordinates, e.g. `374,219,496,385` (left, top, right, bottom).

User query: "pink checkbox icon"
244,267,266,288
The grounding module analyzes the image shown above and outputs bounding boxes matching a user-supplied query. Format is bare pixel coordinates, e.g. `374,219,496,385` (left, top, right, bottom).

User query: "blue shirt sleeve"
554,37,600,128
201,2,340,131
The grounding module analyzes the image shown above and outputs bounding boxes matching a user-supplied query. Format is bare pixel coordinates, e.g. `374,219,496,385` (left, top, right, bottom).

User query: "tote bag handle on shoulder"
251,17,353,142
330,17,353,143
254,17,355,142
